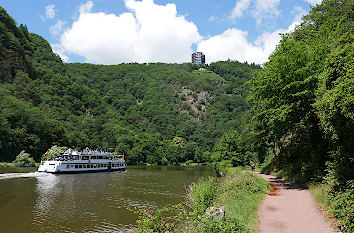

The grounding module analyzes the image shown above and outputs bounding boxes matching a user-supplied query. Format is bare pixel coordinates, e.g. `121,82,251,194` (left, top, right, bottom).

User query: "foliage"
187,177,218,215
0,162,15,167
43,145,68,160
135,204,188,233
249,0,353,185
136,168,267,232
0,5,260,164
310,181,354,232
13,150,35,167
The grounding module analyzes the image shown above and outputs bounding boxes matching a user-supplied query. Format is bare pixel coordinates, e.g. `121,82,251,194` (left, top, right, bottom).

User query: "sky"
0,0,322,65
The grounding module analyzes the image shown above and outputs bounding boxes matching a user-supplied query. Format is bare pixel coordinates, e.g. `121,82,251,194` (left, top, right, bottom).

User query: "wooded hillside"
0,6,260,165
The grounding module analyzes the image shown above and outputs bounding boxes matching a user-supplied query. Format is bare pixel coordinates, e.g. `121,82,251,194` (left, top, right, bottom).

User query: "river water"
0,166,214,232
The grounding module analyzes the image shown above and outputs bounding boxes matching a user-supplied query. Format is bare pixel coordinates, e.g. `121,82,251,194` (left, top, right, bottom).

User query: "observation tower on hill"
192,52,205,65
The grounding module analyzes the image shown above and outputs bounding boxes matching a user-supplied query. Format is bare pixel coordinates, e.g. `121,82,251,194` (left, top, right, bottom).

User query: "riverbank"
0,162,39,168
0,162,15,168
136,167,268,232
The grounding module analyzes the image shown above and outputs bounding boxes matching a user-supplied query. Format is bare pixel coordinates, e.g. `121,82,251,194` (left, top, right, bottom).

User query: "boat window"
79,165,82,168
71,165,74,168
75,165,78,168
91,156,97,159
82,156,89,160
66,165,70,168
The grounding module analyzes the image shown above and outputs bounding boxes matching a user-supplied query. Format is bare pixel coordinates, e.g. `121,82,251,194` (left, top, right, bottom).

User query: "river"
0,166,214,232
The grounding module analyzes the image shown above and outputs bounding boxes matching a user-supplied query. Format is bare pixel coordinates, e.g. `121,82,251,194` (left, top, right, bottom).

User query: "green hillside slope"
0,6,260,164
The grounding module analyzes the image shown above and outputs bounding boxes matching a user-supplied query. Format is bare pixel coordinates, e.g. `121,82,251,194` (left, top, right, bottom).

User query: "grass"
309,182,354,233
0,162,40,167
0,162,16,167
213,168,268,232
136,167,268,232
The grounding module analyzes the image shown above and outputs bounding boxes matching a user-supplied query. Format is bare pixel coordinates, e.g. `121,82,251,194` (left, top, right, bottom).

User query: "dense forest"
0,0,352,186
0,5,260,166
249,0,353,186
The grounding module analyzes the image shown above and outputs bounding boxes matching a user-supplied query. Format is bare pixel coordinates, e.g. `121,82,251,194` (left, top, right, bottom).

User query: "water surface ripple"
0,166,213,232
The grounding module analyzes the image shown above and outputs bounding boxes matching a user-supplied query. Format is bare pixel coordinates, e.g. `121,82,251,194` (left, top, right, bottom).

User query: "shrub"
42,145,68,160
13,151,35,167
187,177,218,215
135,168,267,232
328,181,354,232
214,160,232,176
310,181,354,233
136,204,188,233
160,157,168,165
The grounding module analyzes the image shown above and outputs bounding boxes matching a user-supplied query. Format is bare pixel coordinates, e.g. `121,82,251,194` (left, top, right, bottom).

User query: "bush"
13,151,35,167
136,168,267,232
192,218,246,233
310,181,353,233
214,160,232,176
160,157,169,165
187,177,218,215
136,204,188,233
43,145,67,160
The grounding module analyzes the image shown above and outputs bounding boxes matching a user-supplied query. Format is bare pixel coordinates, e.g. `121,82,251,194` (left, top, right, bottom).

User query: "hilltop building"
192,52,205,65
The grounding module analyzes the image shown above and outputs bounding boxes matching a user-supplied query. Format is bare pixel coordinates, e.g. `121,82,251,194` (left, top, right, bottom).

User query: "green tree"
13,150,35,167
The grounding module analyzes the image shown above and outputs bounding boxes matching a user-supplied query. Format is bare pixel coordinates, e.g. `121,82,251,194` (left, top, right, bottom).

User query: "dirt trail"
256,172,338,233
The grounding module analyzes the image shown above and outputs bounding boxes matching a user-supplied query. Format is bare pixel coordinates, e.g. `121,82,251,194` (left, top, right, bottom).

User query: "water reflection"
0,166,214,232
33,174,60,222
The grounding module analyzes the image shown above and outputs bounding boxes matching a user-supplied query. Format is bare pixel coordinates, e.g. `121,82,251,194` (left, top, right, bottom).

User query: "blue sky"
0,0,322,64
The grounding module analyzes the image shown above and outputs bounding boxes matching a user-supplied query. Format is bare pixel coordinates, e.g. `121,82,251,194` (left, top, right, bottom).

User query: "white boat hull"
37,160,126,174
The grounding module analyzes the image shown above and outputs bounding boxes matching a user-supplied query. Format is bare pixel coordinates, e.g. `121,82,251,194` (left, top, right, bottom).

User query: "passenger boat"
37,148,126,173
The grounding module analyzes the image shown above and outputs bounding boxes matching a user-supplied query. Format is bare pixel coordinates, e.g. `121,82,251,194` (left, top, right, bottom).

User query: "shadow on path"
267,177,307,190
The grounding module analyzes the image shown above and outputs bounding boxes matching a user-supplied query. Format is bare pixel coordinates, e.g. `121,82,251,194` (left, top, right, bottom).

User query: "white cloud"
304,0,322,5
198,7,305,64
58,0,201,64
208,15,218,22
51,43,69,62
231,0,252,19
50,20,66,36
45,4,56,19
197,28,266,64
230,0,280,25
252,0,280,25
79,1,93,14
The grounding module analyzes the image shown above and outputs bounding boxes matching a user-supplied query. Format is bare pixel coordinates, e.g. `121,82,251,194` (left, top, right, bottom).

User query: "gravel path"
256,172,338,233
